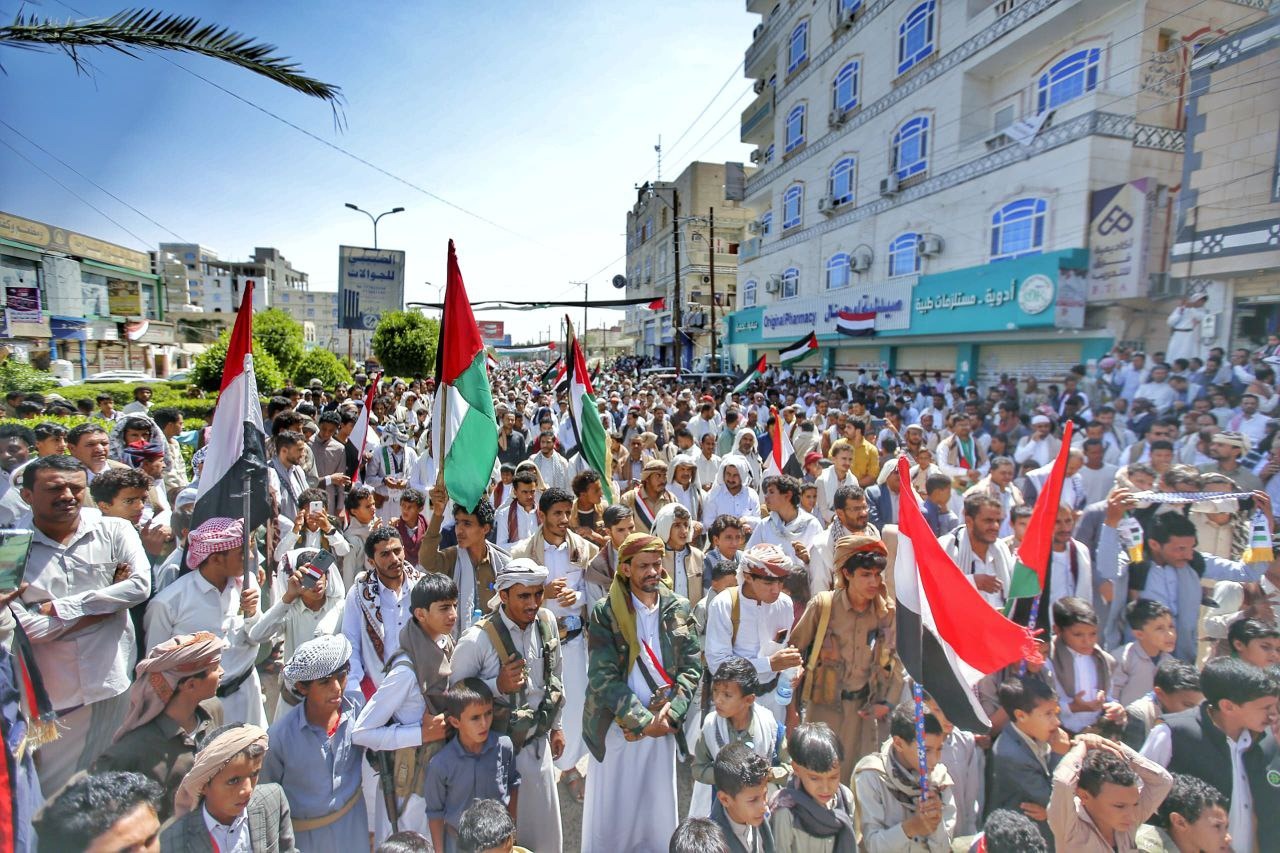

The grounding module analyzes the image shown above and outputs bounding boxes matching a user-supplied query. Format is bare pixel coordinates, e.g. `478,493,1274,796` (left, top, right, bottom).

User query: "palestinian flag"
566,318,614,503
779,331,818,365
1006,420,1074,631
430,241,499,513
191,280,271,535
538,356,562,387
893,456,1033,732
835,309,875,337
648,297,666,311
763,406,803,478
349,371,382,485
732,354,768,395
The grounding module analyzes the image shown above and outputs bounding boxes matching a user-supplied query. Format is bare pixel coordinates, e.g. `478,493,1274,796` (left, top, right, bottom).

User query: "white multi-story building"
725,0,1268,385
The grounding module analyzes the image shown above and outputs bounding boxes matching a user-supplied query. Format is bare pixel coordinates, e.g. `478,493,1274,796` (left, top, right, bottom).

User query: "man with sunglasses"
704,543,803,725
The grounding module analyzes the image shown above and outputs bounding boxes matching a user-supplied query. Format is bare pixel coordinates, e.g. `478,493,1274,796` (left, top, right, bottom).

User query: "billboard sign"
478,320,505,342
1087,179,1156,301
107,278,143,316
338,246,405,330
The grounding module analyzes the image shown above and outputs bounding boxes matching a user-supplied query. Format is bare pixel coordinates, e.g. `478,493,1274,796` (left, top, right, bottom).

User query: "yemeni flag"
778,330,818,365
430,241,499,513
1006,420,1075,630
732,354,768,395
893,456,1033,732
835,309,875,337
763,406,803,478
349,371,382,485
566,317,614,503
647,297,666,311
191,281,271,534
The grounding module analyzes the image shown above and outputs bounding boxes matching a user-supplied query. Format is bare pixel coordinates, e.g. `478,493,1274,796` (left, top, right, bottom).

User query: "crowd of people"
0,335,1276,852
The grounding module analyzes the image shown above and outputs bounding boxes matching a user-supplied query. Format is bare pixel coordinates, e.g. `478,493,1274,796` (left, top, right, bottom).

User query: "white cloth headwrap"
493,557,549,591
283,633,351,684
651,501,690,544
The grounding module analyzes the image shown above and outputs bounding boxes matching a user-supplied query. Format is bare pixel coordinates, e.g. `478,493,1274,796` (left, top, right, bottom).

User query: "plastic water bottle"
772,667,795,706
471,607,484,626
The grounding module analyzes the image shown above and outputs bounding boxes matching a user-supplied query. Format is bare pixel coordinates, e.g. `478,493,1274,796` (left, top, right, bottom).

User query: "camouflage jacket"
583,584,702,762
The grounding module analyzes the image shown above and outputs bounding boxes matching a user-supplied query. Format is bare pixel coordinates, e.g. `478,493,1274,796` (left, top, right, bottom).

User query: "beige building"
623,161,754,368
1168,14,1280,356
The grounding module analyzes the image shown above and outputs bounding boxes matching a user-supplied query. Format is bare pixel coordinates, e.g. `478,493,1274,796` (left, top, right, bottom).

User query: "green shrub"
0,360,59,395
191,332,285,393
0,414,206,433
293,348,352,389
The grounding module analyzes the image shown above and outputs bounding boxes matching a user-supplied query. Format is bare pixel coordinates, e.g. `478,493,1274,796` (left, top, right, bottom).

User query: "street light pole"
709,206,716,372
343,203,405,366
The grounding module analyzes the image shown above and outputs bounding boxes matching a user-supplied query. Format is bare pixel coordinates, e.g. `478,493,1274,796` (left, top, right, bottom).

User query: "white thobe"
745,510,824,568
815,467,856,525
701,487,761,528
540,539,589,773
341,579,413,692
939,529,1013,610
532,451,574,493
1047,543,1093,613
705,585,794,722
494,503,538,549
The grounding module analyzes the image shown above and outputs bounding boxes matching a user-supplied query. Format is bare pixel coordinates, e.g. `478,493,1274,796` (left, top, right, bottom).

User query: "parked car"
83,370,153,383
167,371,192,383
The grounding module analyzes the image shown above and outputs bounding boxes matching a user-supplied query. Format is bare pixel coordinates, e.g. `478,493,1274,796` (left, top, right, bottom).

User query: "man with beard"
621,458,677,534
701,456,762,532
808,484,879,593
581,534,702,853
343,526,424,697
938,493,1013,611
1198,431,1263,493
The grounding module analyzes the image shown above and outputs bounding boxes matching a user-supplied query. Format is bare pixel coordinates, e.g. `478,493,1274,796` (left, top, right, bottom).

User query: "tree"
293,348,351,389
371,311,440,379
1,9,341,107
253,309,306,379
191,330,284,394
0,358,58,394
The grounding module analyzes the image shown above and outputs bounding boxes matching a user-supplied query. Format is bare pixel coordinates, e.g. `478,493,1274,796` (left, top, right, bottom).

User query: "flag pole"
242,466,253,588
911,681,930,798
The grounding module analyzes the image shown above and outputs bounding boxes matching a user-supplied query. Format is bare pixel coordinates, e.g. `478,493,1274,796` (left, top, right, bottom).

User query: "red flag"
1007,420,1076,618
647,297,666,311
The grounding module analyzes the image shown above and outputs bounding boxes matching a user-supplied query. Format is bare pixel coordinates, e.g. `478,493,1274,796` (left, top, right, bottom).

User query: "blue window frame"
826,253,851,290
893,116,929,180
783,185,803,230
1037,48,1101,113
785,105,806,154
888,232,920,277
764,144,775,164
991,198,1047,260
788,21,809,74
833,60,860,113
743,280,758,307
829,157,856,205
761,212,773,236
897,1,936,75
840,0,862,14
782,267,800,299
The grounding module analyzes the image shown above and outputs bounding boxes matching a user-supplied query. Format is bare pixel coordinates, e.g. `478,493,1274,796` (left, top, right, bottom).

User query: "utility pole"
708,206,716,372
672,187,681,379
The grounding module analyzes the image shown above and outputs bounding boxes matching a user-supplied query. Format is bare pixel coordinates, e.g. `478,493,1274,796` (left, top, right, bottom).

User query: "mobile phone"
308,500,324,514
299,549,336,589
0,529,33,592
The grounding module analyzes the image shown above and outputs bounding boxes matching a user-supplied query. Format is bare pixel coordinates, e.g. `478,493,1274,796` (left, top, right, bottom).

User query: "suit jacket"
989,727,1060,847
863,484,896,528
661,546,704,606
159,782,294,852
619,488,677,533
309,436,348,515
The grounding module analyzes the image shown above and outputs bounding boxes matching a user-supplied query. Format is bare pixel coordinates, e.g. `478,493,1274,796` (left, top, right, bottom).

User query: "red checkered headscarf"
186,517,244,570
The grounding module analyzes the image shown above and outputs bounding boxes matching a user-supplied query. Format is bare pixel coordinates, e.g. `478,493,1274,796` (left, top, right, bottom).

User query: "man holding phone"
273,487,351,564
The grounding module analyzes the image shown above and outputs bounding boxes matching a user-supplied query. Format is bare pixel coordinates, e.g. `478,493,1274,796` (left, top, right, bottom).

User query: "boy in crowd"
1123,658,1203,747
1051,597,1125,734
160,723,293,851
1003,504,1034,553
853,704,955,851
690,657,787,817
275,486,352,563
989,676,1069,846
394,487,429,566
457,798,532,853
34,771,164,853
1047,734,1172,852
710,742,775,853
425,679,519,853
91,466,171,554
799,483,819,517
703,513,746,576
923,693,984,837
1226,619,1280,669
584,503,635,610
1111,599,1177,706
1147,774,1232,853
922,474,959,537
769,723,856,850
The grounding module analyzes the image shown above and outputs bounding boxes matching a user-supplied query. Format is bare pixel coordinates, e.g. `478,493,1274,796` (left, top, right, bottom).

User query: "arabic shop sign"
337,245,406,331
759,280,912,340
1087,179,1158,301
909,249,1086,335
0,210,151,273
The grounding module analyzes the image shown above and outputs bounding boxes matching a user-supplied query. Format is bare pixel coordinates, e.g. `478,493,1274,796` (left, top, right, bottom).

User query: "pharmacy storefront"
724,249,1113,386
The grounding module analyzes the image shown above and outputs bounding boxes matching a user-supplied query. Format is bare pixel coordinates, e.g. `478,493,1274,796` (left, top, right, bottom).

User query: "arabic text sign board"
338,246,406,331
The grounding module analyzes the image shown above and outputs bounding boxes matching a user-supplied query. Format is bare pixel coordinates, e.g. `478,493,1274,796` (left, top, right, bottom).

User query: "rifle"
376,750,400,834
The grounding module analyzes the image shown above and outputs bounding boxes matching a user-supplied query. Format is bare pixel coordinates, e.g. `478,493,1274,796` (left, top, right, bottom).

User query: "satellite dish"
612,274,628,289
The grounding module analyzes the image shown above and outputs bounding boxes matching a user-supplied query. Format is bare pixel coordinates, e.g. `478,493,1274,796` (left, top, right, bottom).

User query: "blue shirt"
424,731,519,835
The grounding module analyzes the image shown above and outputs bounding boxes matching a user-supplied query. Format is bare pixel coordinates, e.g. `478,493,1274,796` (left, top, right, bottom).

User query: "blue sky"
0,0,756,340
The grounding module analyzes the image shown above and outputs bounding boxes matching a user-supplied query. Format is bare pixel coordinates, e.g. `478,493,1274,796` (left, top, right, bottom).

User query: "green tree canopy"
191,331,284,393
371,311,440,378
293,348,352,389
252,309,306,379
0,358,58,394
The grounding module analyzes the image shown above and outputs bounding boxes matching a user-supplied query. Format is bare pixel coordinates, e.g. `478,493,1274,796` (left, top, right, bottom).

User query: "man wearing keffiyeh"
581,532,702,852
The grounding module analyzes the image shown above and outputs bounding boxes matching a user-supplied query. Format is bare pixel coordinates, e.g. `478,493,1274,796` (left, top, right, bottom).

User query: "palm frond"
0,8,342,107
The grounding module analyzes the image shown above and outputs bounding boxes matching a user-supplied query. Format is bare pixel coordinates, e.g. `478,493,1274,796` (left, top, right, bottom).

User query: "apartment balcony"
746,0,773,13
740,89,775,146
744,9,782,80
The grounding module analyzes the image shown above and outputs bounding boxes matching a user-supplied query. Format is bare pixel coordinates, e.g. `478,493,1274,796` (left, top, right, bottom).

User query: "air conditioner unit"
753,23,765,39
747,220,763,234
764,275,782,294
840,6,858,28
750,150,762,164
919,234,944,257
701,274,712,285
753,78,767,95
851,248,873,272
879,175,900,197
817,197,836,215
828,109,847,129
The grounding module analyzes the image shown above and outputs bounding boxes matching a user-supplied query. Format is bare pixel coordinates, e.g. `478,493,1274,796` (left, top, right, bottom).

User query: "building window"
893,115,930,180
991,198,1047,260
833,60,860,113
829,157,856,205
743,279,758,307
644,256,653,282
782,267,800,299
783,184,804,230
888,232,920,277
788,21,809,74
764,144,775,164
826,253,851,290
761,212,773,236
658,247,668,278
1037,47,1100,113
897,1,936,75
839,0,862,14
785,104,806,153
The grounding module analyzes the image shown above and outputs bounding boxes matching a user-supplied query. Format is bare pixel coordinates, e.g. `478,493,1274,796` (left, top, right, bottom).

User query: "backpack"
480,610,565,753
